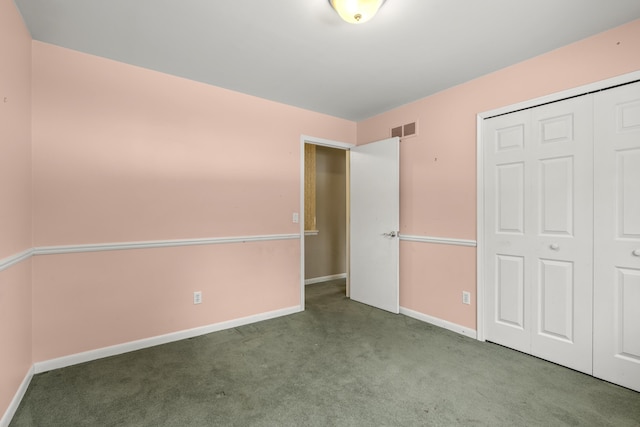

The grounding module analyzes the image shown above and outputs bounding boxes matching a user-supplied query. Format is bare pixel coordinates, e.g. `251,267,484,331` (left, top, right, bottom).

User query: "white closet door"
529,97,593,374
484,96,593,374
484,110,533,354
594,81,640,392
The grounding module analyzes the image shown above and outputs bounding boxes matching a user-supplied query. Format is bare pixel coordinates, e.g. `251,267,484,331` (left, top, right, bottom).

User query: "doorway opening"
300,135,400,313
299,136,354,310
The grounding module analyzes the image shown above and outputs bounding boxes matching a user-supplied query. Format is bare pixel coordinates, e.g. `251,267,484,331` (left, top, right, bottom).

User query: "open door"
349,137,400,313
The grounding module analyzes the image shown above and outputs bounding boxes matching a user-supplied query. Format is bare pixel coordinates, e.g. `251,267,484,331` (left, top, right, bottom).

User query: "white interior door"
350,137,399,314
484,96,594,374
593,81,640,392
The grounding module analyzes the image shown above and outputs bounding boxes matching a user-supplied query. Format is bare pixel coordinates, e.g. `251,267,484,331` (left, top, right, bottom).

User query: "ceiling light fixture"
329,0,386,24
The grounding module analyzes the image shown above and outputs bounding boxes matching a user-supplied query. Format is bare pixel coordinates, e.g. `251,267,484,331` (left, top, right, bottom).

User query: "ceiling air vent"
390,121,418,139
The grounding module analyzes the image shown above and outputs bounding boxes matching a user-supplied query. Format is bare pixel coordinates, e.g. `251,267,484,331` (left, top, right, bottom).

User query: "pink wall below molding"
358,18,640,329
400,242,475,327
32,240,299,362
0,261,32,421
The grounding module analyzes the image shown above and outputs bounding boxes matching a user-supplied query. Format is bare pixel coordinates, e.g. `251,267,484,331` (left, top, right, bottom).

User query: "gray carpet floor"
9,279,640,426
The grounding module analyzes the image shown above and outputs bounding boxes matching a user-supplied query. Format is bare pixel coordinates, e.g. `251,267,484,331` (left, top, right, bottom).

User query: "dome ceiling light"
329,0,386,24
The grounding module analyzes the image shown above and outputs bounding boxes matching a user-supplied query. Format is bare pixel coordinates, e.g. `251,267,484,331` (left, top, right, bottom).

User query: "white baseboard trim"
0,365,34,427
400,307,477,339
34,305,302,374
304,273,347,285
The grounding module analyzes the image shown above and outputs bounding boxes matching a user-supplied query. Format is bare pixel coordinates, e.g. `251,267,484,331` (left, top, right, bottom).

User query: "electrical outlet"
462,291,471,305
193,291,202,305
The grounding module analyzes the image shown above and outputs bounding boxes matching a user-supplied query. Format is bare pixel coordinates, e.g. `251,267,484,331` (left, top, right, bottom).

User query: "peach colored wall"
0,0,33,420
32,241,299,361
32,42,355,246
31,42,356,362
0,0,32,259
357,19,640,330
0,261,32,420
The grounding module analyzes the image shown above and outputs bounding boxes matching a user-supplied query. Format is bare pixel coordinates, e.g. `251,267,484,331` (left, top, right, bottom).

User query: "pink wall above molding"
0,0,32,259
359,18,640,240
32,41,356,247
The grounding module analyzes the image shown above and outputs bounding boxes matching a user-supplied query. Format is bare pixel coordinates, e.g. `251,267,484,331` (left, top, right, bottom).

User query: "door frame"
476,69,640,342
299,135,355,310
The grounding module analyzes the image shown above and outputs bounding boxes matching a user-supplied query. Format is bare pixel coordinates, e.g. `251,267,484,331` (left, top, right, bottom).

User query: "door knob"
382,231,398,238
633,249,640,257
550,243,560,250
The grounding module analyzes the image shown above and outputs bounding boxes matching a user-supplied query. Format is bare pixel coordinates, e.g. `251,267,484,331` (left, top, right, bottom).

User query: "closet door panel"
594,81,640,392
618,149,640,237
616,269,640,358
538,259,574,341
539,156,574,236
496,254,525,328
530,97,593,374
484,111,533,353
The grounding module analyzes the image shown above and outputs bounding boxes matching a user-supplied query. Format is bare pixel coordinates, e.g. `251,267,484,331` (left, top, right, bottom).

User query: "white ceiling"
14,0,640,121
